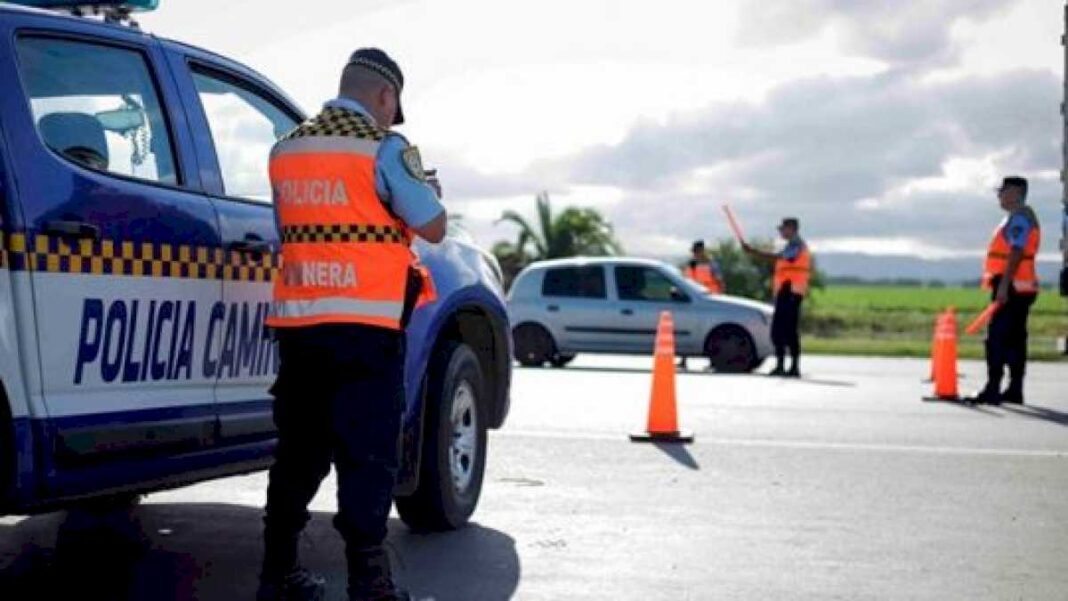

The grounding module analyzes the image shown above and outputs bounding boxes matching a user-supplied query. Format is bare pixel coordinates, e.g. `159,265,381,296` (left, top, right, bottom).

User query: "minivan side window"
15,37,179,184
191,68,297,202
615,266,679,302
542,266,606,299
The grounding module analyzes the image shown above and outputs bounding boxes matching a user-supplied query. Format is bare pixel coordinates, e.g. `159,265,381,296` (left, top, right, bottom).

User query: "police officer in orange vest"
743,218,811,377
685,240,724,295
257,48,445,601
968,176,1041,405
678,240,725,369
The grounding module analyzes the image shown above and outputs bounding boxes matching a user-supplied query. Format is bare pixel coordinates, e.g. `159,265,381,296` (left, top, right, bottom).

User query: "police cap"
347,48,405,125
998,176,1028,199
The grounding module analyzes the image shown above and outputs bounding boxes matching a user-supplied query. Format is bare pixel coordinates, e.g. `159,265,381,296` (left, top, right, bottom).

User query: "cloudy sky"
142,0,1065,274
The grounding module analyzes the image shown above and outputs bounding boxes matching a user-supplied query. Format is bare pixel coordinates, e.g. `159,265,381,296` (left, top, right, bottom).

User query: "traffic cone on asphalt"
926,309,945,382
927,307,960,401
630,311,694,443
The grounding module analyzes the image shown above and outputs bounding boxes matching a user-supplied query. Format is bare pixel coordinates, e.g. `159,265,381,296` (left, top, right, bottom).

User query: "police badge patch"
402,146,427,182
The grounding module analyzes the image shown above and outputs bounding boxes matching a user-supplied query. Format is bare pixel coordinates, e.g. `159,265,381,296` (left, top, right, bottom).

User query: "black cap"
778,217,799,230
346,48,405,125
691,240,705,253
998,175,1028,199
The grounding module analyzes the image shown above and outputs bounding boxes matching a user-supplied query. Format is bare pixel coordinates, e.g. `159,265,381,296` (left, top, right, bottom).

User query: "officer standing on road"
257,48,446,601
743,218,811,377
679,240,724,369
968,176,1041,405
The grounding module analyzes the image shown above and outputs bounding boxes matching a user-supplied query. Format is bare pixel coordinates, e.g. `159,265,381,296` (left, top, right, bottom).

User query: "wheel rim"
449,380,479,495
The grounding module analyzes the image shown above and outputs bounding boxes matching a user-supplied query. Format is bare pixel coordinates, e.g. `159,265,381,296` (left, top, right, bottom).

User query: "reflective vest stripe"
273,298,404,320
281,224,405,244
271,135,382,159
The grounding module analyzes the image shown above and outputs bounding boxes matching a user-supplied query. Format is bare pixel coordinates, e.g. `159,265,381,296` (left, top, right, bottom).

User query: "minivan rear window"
542,266,606,299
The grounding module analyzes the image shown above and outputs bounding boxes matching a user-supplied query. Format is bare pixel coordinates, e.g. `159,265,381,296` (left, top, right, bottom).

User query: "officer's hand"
741,242,753,254
995,285,1009,306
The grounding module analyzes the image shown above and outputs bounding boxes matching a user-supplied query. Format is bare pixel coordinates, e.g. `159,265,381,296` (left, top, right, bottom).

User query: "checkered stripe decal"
282,224,404,244
0,232,278,282
284,107,386,141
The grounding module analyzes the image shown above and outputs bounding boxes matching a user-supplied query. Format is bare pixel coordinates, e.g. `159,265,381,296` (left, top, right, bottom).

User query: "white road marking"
495,429,1068,458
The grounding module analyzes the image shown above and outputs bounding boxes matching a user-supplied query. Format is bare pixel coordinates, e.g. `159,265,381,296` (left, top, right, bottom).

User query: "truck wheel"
396,342,487,531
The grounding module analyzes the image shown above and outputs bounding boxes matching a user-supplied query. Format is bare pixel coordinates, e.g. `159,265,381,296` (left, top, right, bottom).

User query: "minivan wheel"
396,342,487,531
705,326,757,373
513,323,556,367
549,353,576,368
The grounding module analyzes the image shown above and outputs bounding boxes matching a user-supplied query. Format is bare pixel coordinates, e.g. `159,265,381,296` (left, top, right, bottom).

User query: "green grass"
800,285,1068,362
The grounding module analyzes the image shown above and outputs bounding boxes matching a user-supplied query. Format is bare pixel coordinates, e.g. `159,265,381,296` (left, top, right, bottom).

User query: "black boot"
966,384,1002,405
257,567,326,601
1002,381,1024,404
348,547,410,601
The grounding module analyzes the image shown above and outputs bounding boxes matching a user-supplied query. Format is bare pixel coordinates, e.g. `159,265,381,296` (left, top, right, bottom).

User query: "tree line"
490,192,823,299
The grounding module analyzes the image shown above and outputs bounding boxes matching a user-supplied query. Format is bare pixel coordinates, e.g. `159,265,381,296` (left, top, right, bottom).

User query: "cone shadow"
652,442,700,470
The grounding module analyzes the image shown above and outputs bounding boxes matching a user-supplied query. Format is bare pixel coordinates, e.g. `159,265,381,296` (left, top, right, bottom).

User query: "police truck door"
7,30,223,471
169,50,300,442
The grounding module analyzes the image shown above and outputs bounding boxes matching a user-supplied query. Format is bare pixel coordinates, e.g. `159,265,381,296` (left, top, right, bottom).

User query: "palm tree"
496,191,622,261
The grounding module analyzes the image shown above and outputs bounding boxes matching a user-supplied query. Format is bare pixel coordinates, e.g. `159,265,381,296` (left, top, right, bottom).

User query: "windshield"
664,264,711,297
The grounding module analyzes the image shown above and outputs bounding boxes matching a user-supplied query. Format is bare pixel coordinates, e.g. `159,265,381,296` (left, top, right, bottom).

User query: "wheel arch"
429,303,511,429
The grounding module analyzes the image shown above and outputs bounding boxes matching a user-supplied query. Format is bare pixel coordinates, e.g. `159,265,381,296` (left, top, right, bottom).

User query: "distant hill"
814,253,1063,287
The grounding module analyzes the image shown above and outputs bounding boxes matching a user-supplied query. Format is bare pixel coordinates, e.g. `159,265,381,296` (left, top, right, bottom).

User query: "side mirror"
670,287,689,303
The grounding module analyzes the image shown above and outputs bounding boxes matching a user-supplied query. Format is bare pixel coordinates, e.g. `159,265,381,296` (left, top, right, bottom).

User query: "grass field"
801,285,1068,361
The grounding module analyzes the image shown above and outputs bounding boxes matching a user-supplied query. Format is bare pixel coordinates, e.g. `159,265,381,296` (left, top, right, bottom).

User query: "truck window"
190,68,297,202
15,37,178,185
542,266,606,299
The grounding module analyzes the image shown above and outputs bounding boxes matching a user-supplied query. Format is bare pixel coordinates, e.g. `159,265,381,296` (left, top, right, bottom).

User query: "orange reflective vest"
982,206,1041,294
266,107,433,330
773,240,811,296
685,263,723,294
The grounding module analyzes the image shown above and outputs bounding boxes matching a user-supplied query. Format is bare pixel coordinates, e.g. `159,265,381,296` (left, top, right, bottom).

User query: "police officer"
257,48,445,601
679,240,724,369
743,218,811,377
684,240,724,294
968,176,1041,405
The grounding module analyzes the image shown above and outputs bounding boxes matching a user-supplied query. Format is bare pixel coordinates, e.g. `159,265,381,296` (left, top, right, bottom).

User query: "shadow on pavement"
791,376,857,388
1001,404,1068,428
0,502,520,601
652,442,700,470
548,365,651,375
921,397,1004,417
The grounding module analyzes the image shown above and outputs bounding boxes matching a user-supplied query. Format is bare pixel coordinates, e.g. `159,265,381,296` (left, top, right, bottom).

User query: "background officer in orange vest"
258,48,445,601
684,239,724,295
968,176,1041,405
679,240,724,369
743,218,811,377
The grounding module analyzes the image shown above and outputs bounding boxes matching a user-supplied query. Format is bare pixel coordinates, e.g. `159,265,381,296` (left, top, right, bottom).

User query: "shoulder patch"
402,146,426,182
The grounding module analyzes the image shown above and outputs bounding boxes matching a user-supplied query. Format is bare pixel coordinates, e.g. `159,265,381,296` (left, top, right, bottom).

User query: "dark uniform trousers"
985,276,1037,390
771,283,804,365
263,323,405,576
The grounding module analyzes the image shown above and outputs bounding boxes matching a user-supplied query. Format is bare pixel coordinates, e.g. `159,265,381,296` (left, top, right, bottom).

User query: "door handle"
228,236,273,255
621,308,634,316
547,305,560,312
43,220,100,241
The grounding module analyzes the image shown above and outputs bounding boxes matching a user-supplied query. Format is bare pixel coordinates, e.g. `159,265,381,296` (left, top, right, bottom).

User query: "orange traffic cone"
630,311,694,443
926,309,945,382
930,307,960,401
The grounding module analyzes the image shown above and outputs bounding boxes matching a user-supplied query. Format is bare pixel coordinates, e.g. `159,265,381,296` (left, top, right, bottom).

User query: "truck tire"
396,342,487,531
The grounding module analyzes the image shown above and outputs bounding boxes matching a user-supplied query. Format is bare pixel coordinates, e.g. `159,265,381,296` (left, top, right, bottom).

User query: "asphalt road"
1,354,1066,600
